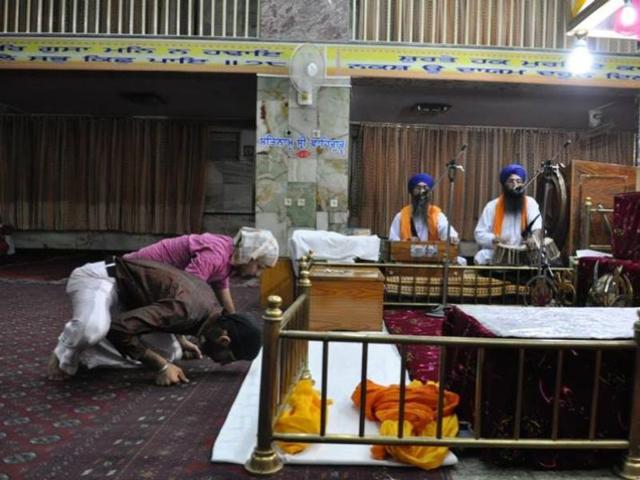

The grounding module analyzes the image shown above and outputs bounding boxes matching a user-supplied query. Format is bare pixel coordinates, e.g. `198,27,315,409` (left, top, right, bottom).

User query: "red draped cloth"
442,306,633,468
612,192,640,261
383,310,444,383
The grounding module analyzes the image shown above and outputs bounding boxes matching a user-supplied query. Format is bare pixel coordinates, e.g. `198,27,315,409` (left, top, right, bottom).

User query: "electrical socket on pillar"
297,198,306,207
330,198,338,208
284,198,292,206
312,129,321,138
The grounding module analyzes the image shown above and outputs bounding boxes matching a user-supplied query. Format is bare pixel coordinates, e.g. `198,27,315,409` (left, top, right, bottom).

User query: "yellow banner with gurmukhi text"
2,37,640,88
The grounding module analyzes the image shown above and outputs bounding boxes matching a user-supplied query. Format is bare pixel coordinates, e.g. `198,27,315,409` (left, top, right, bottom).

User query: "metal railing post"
298,255,312,379
581,196,593,249
615,311,640,479
245,295,284,475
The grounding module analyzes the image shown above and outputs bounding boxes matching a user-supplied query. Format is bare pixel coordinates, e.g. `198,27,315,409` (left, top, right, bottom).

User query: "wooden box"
308,266,384,331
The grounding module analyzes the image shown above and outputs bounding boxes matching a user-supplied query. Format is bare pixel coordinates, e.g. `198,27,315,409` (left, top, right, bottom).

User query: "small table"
308,266,384,331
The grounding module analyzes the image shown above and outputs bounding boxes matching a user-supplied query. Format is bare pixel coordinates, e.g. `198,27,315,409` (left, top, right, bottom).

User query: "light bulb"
567,39,593,74
620,1,638,26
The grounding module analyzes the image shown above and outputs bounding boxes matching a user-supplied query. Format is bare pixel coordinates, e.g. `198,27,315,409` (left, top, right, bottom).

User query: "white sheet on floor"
211,340,458,467
457,305,637,339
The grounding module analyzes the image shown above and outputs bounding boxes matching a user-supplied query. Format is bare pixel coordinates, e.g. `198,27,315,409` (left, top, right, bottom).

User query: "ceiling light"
567,33,593,74
120,91,166,106
620,0,638,26
413,103,452,115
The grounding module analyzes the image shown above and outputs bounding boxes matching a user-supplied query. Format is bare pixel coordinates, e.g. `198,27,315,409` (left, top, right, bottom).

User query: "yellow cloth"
399,204,442,241
274,378,332,454
352,379,459,470
377,415,459,470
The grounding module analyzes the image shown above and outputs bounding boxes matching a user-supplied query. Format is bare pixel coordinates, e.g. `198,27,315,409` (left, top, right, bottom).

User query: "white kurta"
388,210,460,242
473,195,542,265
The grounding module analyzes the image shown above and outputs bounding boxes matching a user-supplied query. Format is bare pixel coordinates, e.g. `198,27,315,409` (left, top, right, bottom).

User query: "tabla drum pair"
492,243,528,265
528,237,561,265
492,238,560,266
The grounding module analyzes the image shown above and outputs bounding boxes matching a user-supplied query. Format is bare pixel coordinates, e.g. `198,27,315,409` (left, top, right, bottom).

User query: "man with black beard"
473,164,542,265
389,173,460,244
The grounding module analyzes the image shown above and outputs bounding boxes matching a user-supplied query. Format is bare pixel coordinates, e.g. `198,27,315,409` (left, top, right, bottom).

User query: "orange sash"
399,204,442,241
351,379,460,470
493,195,528,237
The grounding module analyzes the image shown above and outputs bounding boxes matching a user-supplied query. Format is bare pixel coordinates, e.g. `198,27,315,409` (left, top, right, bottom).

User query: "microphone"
558,140,571,168
456,144,468,161
549,140,572,168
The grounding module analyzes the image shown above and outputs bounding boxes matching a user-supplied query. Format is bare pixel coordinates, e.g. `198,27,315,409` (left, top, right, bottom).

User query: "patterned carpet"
0,251,104,282
0,260,452,480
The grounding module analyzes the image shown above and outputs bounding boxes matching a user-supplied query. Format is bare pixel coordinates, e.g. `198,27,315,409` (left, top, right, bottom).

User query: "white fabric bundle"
233,227,279,267
288,229,380,265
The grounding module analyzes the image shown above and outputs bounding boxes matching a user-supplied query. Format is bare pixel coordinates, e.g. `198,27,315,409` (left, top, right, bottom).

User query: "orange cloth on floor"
274,378,332,454
351,379,460,470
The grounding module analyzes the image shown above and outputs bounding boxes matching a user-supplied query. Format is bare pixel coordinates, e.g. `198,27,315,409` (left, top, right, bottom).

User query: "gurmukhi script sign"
2,37,640,88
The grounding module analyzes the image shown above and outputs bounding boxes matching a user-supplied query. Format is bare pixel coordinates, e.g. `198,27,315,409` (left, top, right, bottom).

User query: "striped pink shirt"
123,234,234,290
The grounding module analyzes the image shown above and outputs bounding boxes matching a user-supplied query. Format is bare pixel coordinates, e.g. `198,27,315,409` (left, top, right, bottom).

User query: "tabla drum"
492,243,528,265
528,237,561,265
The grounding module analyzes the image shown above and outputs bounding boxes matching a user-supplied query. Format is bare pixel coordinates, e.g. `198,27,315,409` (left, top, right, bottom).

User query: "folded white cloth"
288,230,380,272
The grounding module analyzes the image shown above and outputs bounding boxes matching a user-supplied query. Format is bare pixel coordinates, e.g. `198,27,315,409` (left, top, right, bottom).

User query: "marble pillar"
255,75,351,251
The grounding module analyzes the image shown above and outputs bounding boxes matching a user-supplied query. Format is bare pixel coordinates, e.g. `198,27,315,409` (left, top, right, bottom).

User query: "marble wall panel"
260,0,350,41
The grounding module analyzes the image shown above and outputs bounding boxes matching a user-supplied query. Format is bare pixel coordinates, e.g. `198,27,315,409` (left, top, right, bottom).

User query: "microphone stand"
518,142,568,305
439,145,466,309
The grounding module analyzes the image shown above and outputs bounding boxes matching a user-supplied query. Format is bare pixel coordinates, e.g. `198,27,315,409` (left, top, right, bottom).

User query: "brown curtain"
0,115,207,234
350,123,636,240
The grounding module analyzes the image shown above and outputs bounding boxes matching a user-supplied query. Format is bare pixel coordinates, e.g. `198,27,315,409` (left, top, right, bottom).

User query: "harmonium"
389,241,459,263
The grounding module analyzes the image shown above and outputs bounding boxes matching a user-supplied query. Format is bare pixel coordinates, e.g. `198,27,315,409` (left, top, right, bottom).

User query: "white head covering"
233,227,279,267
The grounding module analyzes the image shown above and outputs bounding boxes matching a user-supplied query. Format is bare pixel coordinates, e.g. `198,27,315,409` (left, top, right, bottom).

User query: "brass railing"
581,196,614,252
246,255,312,475
1,0,258,37
323,261,577,307
246,259,640,477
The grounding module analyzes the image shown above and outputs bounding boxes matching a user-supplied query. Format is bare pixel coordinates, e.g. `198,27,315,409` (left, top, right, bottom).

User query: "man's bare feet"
47,352,71,381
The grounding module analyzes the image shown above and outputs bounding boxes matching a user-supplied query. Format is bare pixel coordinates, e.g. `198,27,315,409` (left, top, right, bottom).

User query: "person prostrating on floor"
104,258,262,386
